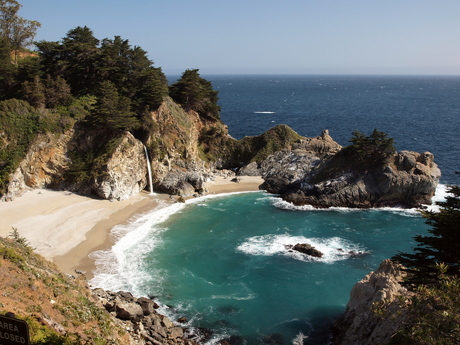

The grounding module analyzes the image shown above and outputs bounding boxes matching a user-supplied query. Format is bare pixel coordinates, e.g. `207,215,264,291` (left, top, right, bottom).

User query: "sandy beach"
0,176,263,278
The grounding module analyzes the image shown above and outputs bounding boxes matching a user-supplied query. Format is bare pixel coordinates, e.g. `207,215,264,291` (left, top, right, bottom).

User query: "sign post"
0,314,30,345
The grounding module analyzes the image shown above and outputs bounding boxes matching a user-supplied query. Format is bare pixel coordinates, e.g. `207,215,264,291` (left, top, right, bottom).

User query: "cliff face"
261,133,441,208
1,130,73,201
1,129,148,202
0,97,222,201
0,96,441,208
331,259,410,345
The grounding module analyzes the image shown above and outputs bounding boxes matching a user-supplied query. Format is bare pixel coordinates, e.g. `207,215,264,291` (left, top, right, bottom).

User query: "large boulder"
92,132,148,200
331,259,411,345
261,140,441,208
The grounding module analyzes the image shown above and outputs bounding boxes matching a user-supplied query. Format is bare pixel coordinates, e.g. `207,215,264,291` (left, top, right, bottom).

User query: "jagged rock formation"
1,129,148,201
92,132,148,200
331,259,410,345
261,131,440,208
0,93,441,208
1,130,74,201
93,289,199,345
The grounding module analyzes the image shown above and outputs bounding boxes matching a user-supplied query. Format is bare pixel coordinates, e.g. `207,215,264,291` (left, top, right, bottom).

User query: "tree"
91,80,138,132
0,0,40,64
169,69,221,121
345,128,396,167
21,74,45,107
393,179,460,286
58,26,100,95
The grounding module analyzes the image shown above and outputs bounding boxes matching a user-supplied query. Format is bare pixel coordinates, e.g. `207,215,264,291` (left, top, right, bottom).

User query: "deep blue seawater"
91,75,460,344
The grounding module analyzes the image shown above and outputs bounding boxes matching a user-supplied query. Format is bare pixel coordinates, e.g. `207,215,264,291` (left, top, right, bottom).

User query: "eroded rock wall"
331,259,411,345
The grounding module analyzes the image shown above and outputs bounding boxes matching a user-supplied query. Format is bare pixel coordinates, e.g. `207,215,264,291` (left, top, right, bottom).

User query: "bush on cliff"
384,180,460,343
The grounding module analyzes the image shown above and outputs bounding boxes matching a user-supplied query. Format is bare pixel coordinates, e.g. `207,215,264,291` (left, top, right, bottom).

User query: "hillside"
0,232,129,344
0,232,200,345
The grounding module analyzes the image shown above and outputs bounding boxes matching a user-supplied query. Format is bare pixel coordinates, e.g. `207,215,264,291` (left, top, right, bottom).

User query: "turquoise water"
91,191,438,344
91,75,459,344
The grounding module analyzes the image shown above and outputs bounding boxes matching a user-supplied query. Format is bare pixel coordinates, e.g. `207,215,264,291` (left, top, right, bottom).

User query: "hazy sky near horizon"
19,0,460,75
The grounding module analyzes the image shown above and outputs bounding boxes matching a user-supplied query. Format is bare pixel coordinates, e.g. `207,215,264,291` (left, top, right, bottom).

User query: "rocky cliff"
331,259,410,345
0,97,222,201
261,131,440,208
1,128,148,201
1,94,441,208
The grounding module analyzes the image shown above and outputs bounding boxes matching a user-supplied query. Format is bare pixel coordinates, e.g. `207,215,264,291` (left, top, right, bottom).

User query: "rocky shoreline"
93,289,200,345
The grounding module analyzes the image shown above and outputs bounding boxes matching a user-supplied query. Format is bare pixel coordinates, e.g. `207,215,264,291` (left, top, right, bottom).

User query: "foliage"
235,124,303,164
65,130,122,184
0,236,127,344
393,180,460,286
0,98,41,193
0,0,41,64
89,80,138,132
389,271,460,345
169,69,221,121
342,129,396,168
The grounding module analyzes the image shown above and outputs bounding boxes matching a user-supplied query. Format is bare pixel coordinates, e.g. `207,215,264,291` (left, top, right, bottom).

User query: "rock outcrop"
1,129,149,201
92,132,148,200
287,243,324,258
93,289,199,345
1,130,74,201
331,259,410,345
261,133,441,208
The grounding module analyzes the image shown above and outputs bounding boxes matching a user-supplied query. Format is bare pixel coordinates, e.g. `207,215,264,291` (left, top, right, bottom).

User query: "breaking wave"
236,233,368,264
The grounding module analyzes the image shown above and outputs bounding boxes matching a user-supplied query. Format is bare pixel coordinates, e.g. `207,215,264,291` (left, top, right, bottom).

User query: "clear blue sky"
19,0,460,75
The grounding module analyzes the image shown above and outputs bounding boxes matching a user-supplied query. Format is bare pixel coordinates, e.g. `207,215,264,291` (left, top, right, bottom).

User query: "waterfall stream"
143,146,155,195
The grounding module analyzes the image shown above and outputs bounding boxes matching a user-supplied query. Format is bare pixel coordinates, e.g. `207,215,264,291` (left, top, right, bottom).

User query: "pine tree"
91,80,138,132
393,179,460,286
169,69,221,121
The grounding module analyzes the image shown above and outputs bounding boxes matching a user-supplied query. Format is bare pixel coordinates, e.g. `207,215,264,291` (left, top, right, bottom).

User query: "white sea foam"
269,184,449,216
254,111,275,114
89,200,187,295
211,293,257,301
236,234,367,264
292,332,309,345
89,191,264,295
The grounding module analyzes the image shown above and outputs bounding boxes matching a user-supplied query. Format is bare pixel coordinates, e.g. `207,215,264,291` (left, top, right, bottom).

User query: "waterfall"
143,146,155,195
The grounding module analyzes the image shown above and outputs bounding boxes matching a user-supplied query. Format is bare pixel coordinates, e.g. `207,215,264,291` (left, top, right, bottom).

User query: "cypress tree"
393,178,460,286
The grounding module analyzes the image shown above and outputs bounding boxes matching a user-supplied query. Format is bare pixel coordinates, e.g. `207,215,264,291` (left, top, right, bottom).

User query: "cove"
96,191,430,344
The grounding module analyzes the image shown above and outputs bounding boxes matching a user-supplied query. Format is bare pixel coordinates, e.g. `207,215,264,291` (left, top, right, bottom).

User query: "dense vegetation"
394,180,460,285
0,1,228,193
388,181,460,343
342,128,396,167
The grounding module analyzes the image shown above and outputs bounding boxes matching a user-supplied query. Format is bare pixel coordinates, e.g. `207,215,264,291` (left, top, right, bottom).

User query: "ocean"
90,75,460,344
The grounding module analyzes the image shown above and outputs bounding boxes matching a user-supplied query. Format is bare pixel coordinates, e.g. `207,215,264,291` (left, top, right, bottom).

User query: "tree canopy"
342,129,396,169
169,69,221,121
0,0,40,63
